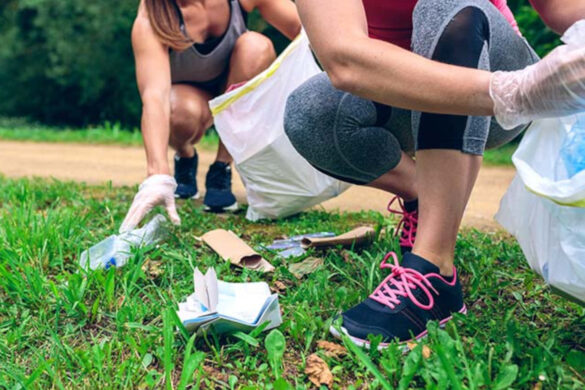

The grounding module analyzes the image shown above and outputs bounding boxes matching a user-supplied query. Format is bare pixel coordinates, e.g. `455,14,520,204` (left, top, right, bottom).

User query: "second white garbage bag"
496,114,585,304
209,32,350,221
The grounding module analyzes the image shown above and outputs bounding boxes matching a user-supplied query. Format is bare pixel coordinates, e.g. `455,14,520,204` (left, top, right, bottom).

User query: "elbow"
140,89,169,108
327,62,356,92
318,45,359,92
536,6,575,35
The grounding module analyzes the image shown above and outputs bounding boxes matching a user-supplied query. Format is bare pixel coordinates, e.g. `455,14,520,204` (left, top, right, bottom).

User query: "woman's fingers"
165,198,181,226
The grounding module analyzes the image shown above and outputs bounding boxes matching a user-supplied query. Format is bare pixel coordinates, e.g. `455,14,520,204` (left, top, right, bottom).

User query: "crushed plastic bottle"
80,214,168,270
559,116,585,178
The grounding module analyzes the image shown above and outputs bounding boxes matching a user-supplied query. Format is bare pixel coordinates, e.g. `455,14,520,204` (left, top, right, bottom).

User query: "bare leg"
215,31,277,164
412,149,482,275
169,84,213,157
367,152,417,202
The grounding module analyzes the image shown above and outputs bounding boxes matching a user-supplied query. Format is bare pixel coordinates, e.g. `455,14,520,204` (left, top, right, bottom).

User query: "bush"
0,0,562,128
0,0,140,126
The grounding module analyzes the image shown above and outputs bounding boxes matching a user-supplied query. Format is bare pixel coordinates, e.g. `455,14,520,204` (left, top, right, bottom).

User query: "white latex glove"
490,20,585,130
120,174,181,233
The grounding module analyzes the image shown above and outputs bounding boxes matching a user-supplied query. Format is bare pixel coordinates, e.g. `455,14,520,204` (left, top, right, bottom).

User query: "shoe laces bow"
369,252,438,310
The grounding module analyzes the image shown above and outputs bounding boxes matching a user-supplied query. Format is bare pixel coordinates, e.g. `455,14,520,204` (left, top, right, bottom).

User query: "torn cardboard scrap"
301,226,376,249
201,229,275,272
177,268,282,334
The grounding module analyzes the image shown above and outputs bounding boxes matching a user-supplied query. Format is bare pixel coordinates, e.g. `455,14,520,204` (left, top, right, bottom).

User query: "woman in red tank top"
288,0,585,347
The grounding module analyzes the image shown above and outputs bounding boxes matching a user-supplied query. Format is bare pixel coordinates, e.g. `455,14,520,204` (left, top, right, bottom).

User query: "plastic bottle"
559,116,585,178
80,214,167,270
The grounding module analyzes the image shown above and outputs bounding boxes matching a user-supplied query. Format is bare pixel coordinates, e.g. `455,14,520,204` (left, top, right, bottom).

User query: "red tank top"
363,0,520,50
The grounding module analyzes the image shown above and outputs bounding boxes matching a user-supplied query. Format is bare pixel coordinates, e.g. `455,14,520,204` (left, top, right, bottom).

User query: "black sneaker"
330,252,466,349
204,161,238,212
174,153,200,199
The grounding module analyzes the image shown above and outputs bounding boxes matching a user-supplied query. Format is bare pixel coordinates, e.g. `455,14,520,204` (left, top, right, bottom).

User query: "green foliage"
508,0,562,57
0,0,140,126
0,0,565,127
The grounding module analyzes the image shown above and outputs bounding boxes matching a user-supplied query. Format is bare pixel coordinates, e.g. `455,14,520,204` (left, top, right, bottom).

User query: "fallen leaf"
305,354,333,388
202,365,229,383
407,342,432,359
141,259,164,278
316,340,347,358
289,257,324,279
271,280,288,294
532,383,543,390
340,250,353,263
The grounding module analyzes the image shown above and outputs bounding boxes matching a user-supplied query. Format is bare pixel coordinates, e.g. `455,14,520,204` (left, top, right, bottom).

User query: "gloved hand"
120,174,181,233
490,20,585,130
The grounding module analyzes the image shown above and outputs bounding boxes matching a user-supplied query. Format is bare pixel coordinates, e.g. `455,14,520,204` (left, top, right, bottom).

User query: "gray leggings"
284,0,538,185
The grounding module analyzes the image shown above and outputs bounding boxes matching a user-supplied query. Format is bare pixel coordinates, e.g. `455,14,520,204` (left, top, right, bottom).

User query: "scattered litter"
266,232,335,259
177,268,282,335
316,340,347,358
201,229,275,272
558,113,585,178
80,214,167,270
301,226,376,249
305,353,333,387
267,232,336,250
288,257,324,279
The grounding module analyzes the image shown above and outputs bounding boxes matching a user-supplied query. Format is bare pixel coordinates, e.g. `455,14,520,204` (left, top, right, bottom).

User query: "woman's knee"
170,94,211,144
284,73,341,144
412,0,489,60
231,32,276,73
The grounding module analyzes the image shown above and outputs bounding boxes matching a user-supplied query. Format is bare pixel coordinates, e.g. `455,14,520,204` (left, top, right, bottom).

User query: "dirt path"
0,140,515,229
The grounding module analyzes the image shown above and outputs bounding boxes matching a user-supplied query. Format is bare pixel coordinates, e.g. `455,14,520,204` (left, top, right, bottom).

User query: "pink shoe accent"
369,252,439,310
388,196,417,249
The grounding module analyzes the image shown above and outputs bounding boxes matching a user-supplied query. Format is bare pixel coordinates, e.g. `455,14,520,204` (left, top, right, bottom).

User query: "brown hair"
144,0,193,51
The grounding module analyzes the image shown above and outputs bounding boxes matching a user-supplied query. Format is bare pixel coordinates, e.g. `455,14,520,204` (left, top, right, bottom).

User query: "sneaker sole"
175,192,200,200
329,305,467,351
204,201,238,213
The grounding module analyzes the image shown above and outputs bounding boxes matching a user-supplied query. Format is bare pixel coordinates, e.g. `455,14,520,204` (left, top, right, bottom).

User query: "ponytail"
144,0,193,51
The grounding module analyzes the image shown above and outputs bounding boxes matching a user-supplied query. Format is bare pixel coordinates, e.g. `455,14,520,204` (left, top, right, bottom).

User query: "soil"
0,140,516,229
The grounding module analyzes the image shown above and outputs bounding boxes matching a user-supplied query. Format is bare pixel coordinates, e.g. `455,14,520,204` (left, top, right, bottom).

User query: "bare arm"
530,0,585,34
132,3,172,176
242,0,301,40
296,0,494,116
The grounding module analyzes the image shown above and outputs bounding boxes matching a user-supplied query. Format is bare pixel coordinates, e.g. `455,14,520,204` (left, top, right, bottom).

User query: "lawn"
1,176,584,389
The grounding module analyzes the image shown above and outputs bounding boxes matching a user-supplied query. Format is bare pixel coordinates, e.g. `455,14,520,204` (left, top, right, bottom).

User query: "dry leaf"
271,280,288,294
317,340,347,358
305,354,333,388
289,257,324,279
407,342,432,359
532,383,543,390
141,259,164,278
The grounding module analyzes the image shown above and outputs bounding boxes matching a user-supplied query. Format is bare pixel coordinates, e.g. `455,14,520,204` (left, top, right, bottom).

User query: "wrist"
147,160,171,176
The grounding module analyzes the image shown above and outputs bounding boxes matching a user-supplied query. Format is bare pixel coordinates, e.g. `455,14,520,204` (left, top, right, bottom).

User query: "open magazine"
177,268,282,334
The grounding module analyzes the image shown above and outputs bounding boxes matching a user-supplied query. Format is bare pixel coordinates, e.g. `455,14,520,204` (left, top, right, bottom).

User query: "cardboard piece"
177,268,283,334
201,229,275,272
301,226,376,249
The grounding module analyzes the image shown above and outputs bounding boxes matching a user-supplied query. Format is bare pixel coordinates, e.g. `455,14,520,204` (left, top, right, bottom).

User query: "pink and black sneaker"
330,252,466,348
388,196,418,254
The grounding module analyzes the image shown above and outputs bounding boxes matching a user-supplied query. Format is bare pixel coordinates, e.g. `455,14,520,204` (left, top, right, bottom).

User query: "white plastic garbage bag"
496,115,585,303
209,32,350,221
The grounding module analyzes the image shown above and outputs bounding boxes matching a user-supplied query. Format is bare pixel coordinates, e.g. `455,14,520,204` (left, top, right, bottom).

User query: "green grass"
0,118,515,166
0,118,219,151
1,176,584,389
